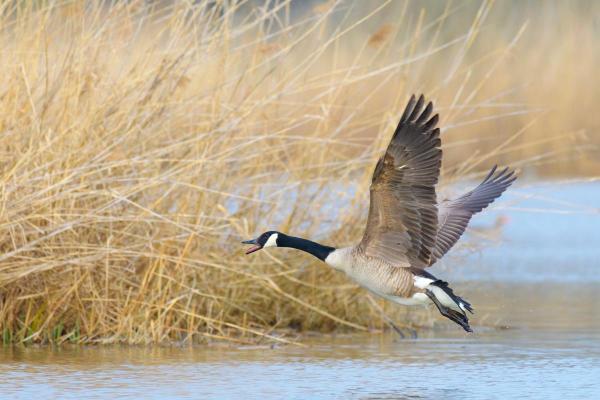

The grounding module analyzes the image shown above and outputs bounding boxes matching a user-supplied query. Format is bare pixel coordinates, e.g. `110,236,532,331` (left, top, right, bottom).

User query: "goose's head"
242,231,280,254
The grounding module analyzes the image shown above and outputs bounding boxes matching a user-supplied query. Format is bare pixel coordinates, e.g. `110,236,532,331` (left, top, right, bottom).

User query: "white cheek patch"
324,249,347,271
264,233,278,248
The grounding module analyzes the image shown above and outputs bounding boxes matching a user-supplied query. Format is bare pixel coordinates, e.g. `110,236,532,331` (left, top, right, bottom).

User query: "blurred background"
0,1,598,398
0,0,597,346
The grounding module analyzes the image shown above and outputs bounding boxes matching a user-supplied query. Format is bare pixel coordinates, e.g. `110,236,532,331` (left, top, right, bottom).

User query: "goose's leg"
386,318,406,338
367,295,404,337
426,289,451,318
425,289,472,332
367,296,417,339
425,289,458,327
382,314,406,339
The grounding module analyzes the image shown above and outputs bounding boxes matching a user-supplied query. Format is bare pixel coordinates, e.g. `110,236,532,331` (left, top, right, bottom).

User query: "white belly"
384,292,431,307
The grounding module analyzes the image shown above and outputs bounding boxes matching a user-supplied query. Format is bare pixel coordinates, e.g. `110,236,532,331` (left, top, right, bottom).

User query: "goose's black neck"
277,234,335,261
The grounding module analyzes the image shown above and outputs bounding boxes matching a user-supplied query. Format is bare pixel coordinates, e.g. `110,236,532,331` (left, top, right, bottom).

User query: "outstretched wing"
359,94,442,268
429,166,517,265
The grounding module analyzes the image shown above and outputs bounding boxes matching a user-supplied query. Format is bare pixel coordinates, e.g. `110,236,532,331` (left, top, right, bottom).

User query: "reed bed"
0,0,597,344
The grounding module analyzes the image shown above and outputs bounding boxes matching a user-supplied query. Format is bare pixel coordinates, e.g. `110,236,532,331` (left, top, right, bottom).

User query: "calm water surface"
1,181,599,399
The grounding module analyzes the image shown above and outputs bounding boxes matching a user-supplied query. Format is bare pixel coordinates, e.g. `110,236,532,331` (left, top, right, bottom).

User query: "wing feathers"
360,94,442,267
360,94,515,269
430,166,517,265
408,95,425,121
399,94,417,124
416,102,433,125
422,115,439,132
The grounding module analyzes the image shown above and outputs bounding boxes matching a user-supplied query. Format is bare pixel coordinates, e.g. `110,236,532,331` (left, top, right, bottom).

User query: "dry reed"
0,0,597,345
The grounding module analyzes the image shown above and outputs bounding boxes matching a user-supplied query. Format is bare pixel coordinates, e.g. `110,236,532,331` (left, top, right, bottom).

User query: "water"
1,181,599,399
443,180,600,283
1,330,599,399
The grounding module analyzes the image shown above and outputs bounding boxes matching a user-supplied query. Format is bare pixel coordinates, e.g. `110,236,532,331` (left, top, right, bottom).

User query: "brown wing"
359,94,442,268
429,166,516,265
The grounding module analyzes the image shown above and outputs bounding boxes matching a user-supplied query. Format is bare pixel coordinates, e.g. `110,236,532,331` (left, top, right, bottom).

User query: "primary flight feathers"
360,94,442,269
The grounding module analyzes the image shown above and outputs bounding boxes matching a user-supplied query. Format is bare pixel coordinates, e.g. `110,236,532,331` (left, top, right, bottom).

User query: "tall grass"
0,0,597,344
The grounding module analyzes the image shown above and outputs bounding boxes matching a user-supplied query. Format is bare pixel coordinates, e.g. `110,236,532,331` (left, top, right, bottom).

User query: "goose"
242,94,516,332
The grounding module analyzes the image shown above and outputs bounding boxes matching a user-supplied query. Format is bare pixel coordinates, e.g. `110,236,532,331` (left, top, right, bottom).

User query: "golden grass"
0,0,597,344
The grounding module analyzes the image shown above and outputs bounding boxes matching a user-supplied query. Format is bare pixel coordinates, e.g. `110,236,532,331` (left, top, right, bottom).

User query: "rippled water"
1,329,599,399
1,181,599,399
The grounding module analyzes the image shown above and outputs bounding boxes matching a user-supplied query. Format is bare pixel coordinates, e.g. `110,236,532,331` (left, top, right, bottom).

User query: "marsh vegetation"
0,0,597,344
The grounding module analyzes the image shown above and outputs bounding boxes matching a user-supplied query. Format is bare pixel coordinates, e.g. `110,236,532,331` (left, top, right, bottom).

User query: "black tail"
425,280,474,333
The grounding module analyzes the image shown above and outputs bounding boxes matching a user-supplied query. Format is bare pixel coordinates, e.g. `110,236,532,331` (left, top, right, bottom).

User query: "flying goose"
243,94,516,332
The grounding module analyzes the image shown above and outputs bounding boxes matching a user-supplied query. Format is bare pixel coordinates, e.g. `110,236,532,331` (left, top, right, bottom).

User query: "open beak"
242,239,262,255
